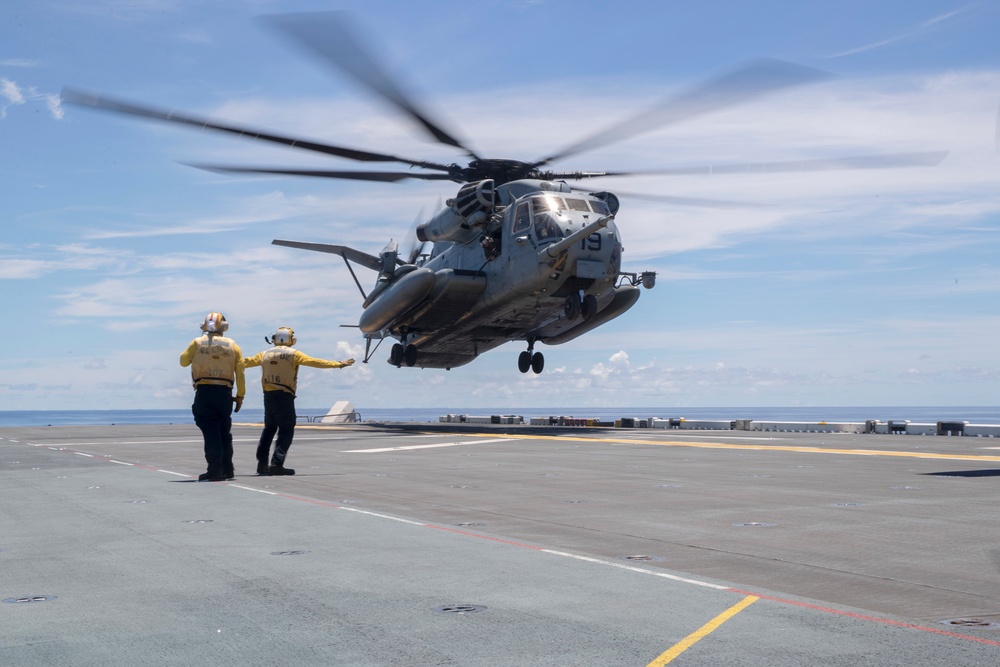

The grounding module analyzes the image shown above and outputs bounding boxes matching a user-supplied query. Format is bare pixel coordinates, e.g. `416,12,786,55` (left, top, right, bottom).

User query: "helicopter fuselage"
335,179,652,371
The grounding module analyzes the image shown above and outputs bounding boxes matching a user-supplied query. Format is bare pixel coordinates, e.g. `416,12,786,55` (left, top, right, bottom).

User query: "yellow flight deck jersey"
180,334,247,398
242,347,349,396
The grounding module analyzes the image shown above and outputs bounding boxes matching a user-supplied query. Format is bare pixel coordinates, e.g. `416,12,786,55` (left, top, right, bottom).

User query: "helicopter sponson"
358,266,486,335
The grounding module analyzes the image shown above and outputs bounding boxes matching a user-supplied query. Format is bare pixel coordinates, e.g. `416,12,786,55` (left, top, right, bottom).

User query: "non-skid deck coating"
2,422,999,666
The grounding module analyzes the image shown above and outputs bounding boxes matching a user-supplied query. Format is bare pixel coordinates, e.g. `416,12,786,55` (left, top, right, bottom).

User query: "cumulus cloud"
0,78,25,117
0,244,133,278
0,78,63,119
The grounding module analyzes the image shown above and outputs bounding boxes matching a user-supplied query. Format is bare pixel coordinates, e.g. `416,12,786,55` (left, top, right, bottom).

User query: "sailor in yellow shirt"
179,312,246,481
243,327,354,475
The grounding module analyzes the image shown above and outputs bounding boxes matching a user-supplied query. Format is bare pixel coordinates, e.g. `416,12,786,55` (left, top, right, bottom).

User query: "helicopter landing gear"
564,293,581,320
404,344,418,367
390,342,419,367
518,342,544,374
566,292,597,321
531,351,544,373
518,350,531,373
581,294,598,322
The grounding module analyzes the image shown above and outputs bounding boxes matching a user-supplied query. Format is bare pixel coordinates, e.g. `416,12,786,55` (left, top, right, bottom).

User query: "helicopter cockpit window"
512,202,531,234
531,195,566,214
530,196,565,242
588,199,611,215
565,198,591,212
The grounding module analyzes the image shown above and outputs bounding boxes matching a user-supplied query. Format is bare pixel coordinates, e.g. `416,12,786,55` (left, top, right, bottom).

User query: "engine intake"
417,180,495,244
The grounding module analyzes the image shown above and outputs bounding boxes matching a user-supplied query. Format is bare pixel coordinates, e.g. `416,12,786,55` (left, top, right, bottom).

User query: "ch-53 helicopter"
63,12,946,373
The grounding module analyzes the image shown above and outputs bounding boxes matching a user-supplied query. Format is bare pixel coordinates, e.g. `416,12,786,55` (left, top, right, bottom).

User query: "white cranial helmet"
273,327,296,346
201,312,228,333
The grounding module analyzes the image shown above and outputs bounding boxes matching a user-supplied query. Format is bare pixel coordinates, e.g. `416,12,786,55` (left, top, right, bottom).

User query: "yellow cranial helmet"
201,312,228,333
273,327,296,346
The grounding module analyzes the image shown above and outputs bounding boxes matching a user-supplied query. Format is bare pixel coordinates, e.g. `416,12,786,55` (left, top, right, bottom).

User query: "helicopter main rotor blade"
534,59,831,169
61,87,453,172
570,186,768,209
587,150,950,177
186,163,456,182
264,11,479,160
547,151,949,182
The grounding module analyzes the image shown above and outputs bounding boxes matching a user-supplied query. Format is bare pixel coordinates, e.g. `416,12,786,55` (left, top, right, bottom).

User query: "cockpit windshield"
530,196,565,241
526,195,611,242
588,199,610,215
530,195,609,215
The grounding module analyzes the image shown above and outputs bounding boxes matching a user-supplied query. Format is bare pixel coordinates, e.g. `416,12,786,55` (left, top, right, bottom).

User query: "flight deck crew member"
180,312,246,482
243,327,354,476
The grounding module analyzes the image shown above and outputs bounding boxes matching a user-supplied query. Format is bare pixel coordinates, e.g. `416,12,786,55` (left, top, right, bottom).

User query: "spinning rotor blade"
401,207,431,264
186,163,455,182
994,100,1000,153
61,87,452,172
265,11,478,159
623,193,769,209
594,150,950,177
534,59,831,169
571,187,768,209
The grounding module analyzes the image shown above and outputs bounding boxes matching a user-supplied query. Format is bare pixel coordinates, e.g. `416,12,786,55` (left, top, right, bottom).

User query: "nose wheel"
517,343,544,374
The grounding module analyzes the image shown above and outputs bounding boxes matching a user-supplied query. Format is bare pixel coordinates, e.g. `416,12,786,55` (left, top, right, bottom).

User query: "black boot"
269,465,295,476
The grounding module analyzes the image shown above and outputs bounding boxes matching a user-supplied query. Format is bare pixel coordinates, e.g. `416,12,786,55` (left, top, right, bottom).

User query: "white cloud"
1,78,25,117
0,59,40,67
45,93,64,120
1,78,25,104
0,78,63,120
827,7,971,58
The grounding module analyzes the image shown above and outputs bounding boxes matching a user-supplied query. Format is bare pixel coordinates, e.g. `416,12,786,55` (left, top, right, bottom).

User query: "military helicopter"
62,12,946,373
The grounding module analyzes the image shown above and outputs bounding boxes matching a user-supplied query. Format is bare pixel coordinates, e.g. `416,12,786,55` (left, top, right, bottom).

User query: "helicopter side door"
499,199,544,294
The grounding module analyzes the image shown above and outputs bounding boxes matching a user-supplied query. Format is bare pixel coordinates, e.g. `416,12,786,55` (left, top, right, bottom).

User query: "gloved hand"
234,395,244,413
343,358,356,367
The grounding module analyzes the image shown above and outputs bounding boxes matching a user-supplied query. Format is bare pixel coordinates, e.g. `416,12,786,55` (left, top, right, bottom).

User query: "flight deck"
2,421,999,665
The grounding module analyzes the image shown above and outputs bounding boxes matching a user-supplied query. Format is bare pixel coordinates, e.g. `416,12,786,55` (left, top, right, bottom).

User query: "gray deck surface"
3,421,999,665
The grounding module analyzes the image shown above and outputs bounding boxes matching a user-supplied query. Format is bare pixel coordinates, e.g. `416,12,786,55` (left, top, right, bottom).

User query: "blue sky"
3,0,999,411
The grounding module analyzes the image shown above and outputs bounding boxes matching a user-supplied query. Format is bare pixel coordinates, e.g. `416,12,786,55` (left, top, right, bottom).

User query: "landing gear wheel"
390,343,404,367
564,294,581,320
518,350,531,373
581,294,598,322
530,351,544,374
404,344,418,367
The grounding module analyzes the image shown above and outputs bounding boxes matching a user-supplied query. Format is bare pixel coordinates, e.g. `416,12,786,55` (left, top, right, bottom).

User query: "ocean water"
1,406,998,427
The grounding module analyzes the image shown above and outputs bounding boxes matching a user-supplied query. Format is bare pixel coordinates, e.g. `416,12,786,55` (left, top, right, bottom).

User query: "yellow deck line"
647,595,759,666
461,432,1000,463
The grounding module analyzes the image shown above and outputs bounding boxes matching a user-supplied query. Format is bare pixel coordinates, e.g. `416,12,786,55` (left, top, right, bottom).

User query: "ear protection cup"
273,327,295,346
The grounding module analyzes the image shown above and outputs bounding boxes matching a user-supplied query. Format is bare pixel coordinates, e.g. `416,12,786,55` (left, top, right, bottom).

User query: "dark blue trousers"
192,385,234,477
257,390,296,468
